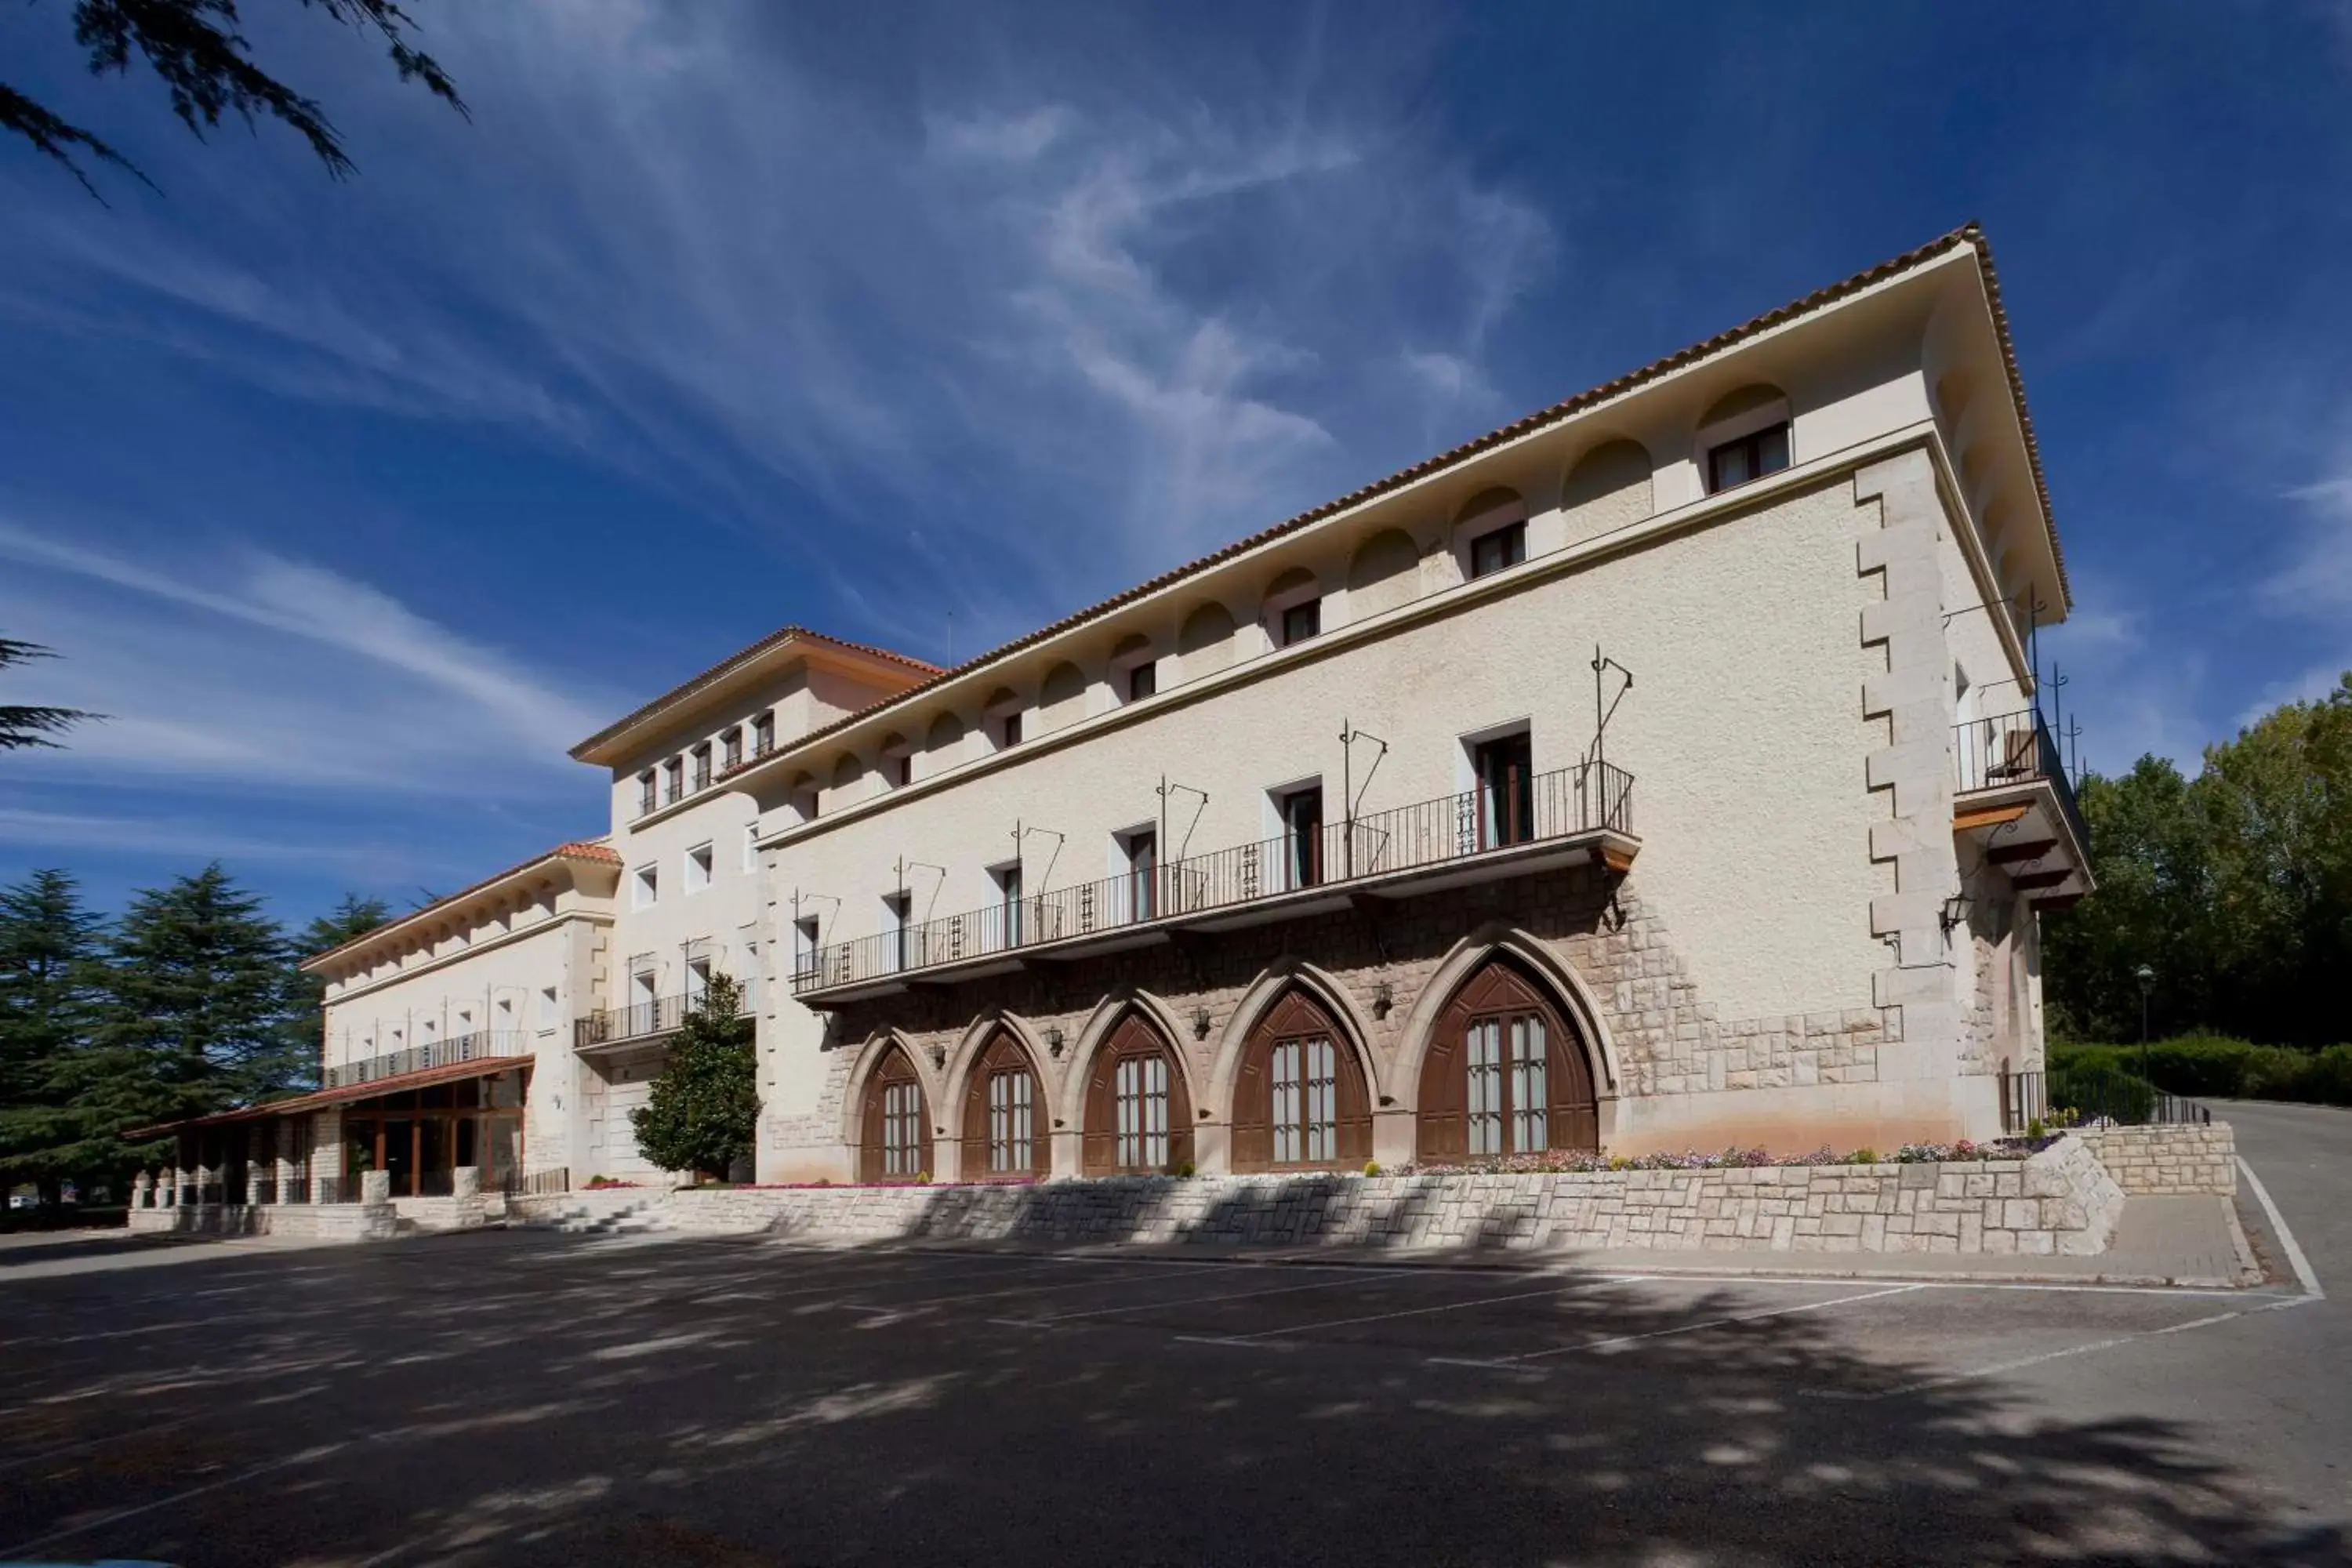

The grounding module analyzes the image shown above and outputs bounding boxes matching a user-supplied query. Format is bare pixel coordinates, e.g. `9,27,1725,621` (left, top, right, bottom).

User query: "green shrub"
2050,1036,2352,1106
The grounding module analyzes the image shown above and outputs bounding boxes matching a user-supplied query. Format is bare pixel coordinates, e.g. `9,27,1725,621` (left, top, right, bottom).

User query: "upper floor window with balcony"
723,726,743,771
1707,423,1790,492
637,770,658,815
691,743,713,793
1469,521,1527,579
753,710,775,756
662,756,684,804
1697,383,1792,495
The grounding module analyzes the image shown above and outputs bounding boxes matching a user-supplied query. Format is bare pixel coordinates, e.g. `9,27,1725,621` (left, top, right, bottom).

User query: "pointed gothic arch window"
1230,987,1371,1172
858,1045,932,1183
960,1029,1047,1178
1415,957,1597,1163
1082,1011,1193,1175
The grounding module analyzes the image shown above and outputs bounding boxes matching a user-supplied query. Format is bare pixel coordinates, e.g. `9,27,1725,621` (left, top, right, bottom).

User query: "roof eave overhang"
568,633,938,769
299,846,616,975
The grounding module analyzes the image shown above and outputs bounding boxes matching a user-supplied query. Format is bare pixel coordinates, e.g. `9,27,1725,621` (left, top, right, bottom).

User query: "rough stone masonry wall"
2076,1123,2237,1196
800,862,1888,1164
673,1134,2124,1258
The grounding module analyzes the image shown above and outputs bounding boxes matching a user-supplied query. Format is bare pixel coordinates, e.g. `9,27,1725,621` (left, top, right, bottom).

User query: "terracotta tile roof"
734,223,2065,778
126,1054,529,1138
299,840,619,971
568,625,941,762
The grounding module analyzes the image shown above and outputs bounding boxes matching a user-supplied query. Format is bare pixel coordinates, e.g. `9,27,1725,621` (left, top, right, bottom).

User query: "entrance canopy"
127,1055,532,1140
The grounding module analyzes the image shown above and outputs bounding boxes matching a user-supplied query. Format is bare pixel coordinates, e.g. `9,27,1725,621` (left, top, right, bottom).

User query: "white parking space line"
1805,1294,2322,1402
1427,1283,1926,1369
988,1269,1421,1327
836,1263,1229,1314
1177,1276,1650,1345
0,1441,348,1560
2239,1156,2325,1298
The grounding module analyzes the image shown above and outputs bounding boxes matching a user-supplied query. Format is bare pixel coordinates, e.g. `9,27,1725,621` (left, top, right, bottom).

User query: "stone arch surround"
800,862,1891,1175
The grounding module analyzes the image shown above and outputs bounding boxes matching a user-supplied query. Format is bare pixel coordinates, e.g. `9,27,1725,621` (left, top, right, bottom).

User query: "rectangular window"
1000,713,1022,749
1270,1036,1338,1165
1114,1054,1169,1170
1280,786,1323,889
742,821,760,874
723,727,743,771
1466,1018,1503,1156
1706,422,1791,492
994,863,1024,946
662,757,684,804
891,754,913,788
633,863,658,910
793,915,821,985
1124,828,1157,921
1279,599,1320,647
686,957,711,1009
1470,521,1527,579
684,842,713,895
1509,1014,1548,1152
988,1069,1033,1173
1127,661,1156,702
691,744,713,793
753,710,775,756
884,891,913,971
883,1081,922,1177
1473,731,1536,848
537,985,558,1032
637,770,658,815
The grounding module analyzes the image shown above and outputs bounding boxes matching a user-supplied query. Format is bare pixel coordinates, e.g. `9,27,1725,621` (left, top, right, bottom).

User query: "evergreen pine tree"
71,865,295,1176
0,869,107,1203
272,894,391,1096
630,973,758,1181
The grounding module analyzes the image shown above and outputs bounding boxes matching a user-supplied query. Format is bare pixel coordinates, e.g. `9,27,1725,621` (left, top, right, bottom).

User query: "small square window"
1470,522,1527,579
684,843,713,895
1279,600,1320,647
1706,422,1791,492
1127,661,1156,702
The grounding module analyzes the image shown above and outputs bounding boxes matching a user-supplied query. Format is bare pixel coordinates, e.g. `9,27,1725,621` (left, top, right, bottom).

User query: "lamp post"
2134,964,2156,1084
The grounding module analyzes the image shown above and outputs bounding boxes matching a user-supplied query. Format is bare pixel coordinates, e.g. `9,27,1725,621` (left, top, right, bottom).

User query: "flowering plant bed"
1396,1136,2061,1178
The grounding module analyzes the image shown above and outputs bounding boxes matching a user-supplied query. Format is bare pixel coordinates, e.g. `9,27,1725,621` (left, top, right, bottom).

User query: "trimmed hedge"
2053,1037,2352,1107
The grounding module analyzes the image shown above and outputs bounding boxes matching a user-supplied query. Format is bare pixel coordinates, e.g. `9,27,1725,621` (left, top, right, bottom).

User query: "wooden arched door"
858,1045,933,1183
1416,958,1597,1163
1230,988,1372,1172
959,1029,1047,1180
1081,1013,1194,1175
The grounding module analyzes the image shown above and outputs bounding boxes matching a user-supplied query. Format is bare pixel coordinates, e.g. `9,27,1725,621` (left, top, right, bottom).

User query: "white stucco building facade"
142,225,2090,1203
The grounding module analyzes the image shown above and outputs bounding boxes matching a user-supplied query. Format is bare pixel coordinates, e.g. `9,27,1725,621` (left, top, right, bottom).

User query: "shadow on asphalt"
0,1226,2340,1567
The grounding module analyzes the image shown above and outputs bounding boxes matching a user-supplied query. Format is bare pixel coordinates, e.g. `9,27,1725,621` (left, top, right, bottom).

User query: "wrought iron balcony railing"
794,762,1633,997
574,987,752,1051
322,1029,532,1089
1953,709,2088,853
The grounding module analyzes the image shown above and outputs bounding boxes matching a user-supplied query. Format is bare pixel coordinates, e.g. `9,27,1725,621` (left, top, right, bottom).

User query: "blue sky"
2,2,2349,928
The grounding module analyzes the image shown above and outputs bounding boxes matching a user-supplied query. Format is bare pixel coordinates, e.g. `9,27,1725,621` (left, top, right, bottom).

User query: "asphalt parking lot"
2,1106,2343,1566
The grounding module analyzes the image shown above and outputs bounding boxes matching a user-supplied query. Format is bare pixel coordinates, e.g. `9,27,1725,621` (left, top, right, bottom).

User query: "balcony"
575,988,752,1052
1953,710,2092,906
324,1029,532,1089
793,762,1638,1004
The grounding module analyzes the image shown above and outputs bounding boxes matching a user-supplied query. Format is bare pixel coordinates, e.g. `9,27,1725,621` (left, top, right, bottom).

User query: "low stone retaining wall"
667,1134,2127,1258
2077,1123,2236,1196
128,1202,397,1241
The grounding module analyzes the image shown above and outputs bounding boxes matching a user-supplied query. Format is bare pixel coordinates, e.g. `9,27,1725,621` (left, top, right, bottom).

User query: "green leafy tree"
274,893,390,1094
3,0,466,198
630,973,758,1181
1,636,98,750
0,869,110,1203
2046,673,2352,1047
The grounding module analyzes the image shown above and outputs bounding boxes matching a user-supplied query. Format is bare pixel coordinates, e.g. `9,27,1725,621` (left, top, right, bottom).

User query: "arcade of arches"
851,956,1603,1181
